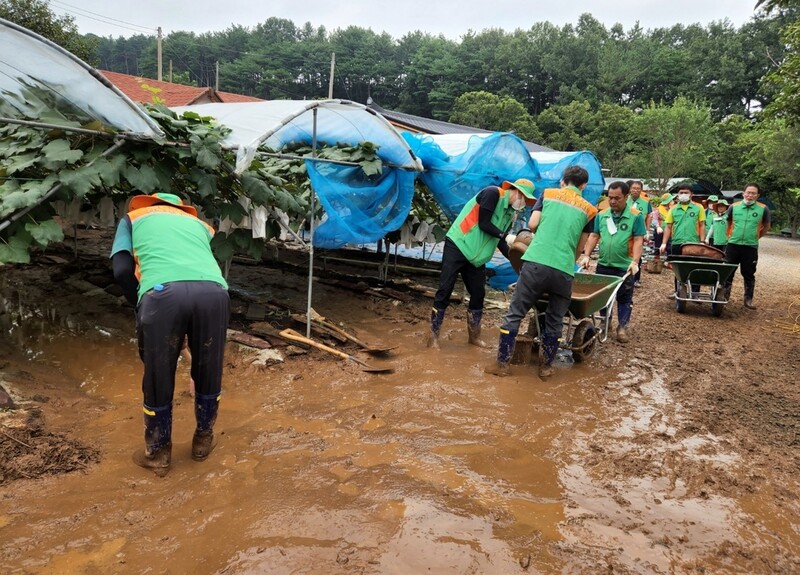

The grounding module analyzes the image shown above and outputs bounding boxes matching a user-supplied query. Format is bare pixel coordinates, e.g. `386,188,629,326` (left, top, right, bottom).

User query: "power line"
48,0,154,34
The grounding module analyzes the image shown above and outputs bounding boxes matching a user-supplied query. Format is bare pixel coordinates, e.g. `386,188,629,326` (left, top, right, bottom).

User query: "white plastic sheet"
0,18,163,138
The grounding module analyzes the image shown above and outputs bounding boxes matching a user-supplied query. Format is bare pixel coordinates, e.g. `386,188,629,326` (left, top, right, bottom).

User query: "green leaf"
190,135,222,170
189,169,218,198
0,235,31,264
25,219,64,246
124,164,161,194
241,173,274,206
42,139,84,164
360,158,383,176
59,164,102,197
95,155,126,188
210,232,235,262
219,200,248,225
4,153,38,174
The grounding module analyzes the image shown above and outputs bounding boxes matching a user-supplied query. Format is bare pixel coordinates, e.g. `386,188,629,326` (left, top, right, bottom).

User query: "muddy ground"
0,231,798,574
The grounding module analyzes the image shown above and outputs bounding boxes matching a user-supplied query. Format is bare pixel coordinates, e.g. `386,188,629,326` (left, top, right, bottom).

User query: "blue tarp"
402,132,605,219
306,159,416,249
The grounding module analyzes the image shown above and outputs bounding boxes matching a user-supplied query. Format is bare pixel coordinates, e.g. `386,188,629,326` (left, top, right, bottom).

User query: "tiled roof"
366,99,553,153
100,70,264,106
216,91,264,103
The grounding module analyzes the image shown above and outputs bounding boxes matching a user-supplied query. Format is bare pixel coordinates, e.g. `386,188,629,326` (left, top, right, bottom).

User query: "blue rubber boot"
539,335,560,379
616,302,632,343
466,308,486,347
426,307,446,349
192,393,220,461
132,403,172,476
484,329,517,376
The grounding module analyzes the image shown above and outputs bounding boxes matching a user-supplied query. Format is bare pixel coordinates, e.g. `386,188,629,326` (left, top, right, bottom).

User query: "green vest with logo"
668,202,704,245
595,206,645,270
728,201,767,247
523,186,598,276
447,186,515,267
709,215,728,246
627,196,652,216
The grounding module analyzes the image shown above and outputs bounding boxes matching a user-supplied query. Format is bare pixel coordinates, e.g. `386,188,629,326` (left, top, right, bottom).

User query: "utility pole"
215,60,219,91
169,60,173,83
328,52,335,99
157,27,163,81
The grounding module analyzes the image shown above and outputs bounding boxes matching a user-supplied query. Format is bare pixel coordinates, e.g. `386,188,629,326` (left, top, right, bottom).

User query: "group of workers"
112,171,771,476
426,170,772,379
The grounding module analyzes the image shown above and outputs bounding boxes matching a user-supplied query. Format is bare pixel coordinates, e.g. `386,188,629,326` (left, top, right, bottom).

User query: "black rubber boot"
192,393,220,461
744,280,756,309
426,307,446,349
132,403,172,477
466,308,486,347
484,329,516,376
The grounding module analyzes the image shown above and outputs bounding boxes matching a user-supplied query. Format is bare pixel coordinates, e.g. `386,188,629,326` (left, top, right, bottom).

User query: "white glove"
505,233,517,245
657,226,663,234
659,243,667,255
627,262,640,276
577,254,590,269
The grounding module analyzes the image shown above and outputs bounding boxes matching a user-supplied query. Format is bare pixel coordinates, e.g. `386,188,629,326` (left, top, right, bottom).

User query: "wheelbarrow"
522,272,626,363
667,255,739,317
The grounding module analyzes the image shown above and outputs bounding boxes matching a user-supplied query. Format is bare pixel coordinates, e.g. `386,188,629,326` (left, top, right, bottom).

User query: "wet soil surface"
0,233,798,574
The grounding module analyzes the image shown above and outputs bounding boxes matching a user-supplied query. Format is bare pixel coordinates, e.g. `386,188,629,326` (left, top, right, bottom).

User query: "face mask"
512,197,526,211
743,199,755,206
677,193,690,203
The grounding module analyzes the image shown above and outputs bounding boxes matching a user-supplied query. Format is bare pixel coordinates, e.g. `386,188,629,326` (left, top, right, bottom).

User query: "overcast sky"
49,0,763,40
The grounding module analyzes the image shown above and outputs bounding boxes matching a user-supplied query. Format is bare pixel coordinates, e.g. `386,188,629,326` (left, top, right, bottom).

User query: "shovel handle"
279,328,368,366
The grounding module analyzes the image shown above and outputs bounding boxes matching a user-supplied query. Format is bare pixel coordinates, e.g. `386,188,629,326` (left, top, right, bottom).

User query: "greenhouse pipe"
306,108,318,339
0,138,126,233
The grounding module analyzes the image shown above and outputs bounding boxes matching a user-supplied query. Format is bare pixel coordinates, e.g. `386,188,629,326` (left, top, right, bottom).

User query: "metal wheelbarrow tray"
530,272,625,362
667,256,739,316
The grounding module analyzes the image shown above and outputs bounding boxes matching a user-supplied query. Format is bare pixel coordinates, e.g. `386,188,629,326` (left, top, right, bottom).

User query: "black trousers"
136,281,231,407
724,243,758,298
433,238,486,311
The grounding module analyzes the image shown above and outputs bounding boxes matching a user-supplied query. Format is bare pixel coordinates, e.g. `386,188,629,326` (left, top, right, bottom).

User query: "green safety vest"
667,202,704,245
447,186,515,267
523,186,598,276
708,214,728,246
727,201,767,247
627,195,652,216
595,205,646,270
118,205,228,301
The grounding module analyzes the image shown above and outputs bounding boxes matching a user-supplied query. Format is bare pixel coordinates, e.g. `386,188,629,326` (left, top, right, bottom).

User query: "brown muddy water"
2,240,799,574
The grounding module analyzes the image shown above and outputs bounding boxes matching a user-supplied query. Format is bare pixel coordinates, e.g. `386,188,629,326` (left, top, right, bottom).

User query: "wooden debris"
227,329,272,349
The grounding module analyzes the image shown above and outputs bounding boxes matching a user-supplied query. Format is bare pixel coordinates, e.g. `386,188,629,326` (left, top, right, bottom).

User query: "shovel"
279,329,395,374
303,314,398,356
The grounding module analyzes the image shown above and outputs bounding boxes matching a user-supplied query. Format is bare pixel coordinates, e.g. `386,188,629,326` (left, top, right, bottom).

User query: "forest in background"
2,0,800,235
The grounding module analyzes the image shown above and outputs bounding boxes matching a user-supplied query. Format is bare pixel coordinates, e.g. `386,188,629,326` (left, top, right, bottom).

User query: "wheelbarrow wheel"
675,284,688,313
571,319,597,363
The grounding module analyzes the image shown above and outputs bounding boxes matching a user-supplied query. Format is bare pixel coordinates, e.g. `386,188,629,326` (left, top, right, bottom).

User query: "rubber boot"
192,393,220,461
616,302,631,343
132,403,172,477
744,280,756,309
426,307,446,349
466,308,486,347
484,329,516,377
539,335,559,379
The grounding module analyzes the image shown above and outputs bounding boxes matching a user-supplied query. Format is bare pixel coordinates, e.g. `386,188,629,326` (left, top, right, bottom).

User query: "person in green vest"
723,184,771,309
705,199,730,248
659,184,706,295
485,166,598,379
579,181,646,343
625,180,651,288
427,179,536,349
111,192,231,476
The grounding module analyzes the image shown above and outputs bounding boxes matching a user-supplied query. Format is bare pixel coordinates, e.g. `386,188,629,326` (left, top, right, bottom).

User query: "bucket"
508,230,533,274
646,259,664,274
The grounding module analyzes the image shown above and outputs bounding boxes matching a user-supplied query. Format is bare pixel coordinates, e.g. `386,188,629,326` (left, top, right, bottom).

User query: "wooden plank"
227,329,272,349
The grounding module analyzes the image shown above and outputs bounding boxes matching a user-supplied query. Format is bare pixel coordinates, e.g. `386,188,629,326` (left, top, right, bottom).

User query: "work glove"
627,262,640,276
657,226,663,234
659,243,667,255
505,233,517,246
576,254,590,269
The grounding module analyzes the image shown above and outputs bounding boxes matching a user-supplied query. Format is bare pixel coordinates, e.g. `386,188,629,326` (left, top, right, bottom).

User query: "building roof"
100,70,263,106
366,98,552,153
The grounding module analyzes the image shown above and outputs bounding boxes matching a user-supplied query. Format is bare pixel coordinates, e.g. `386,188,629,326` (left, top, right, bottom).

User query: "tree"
449,91,541,142
0,0,97,63
744,118,800,236
621,97,719,191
